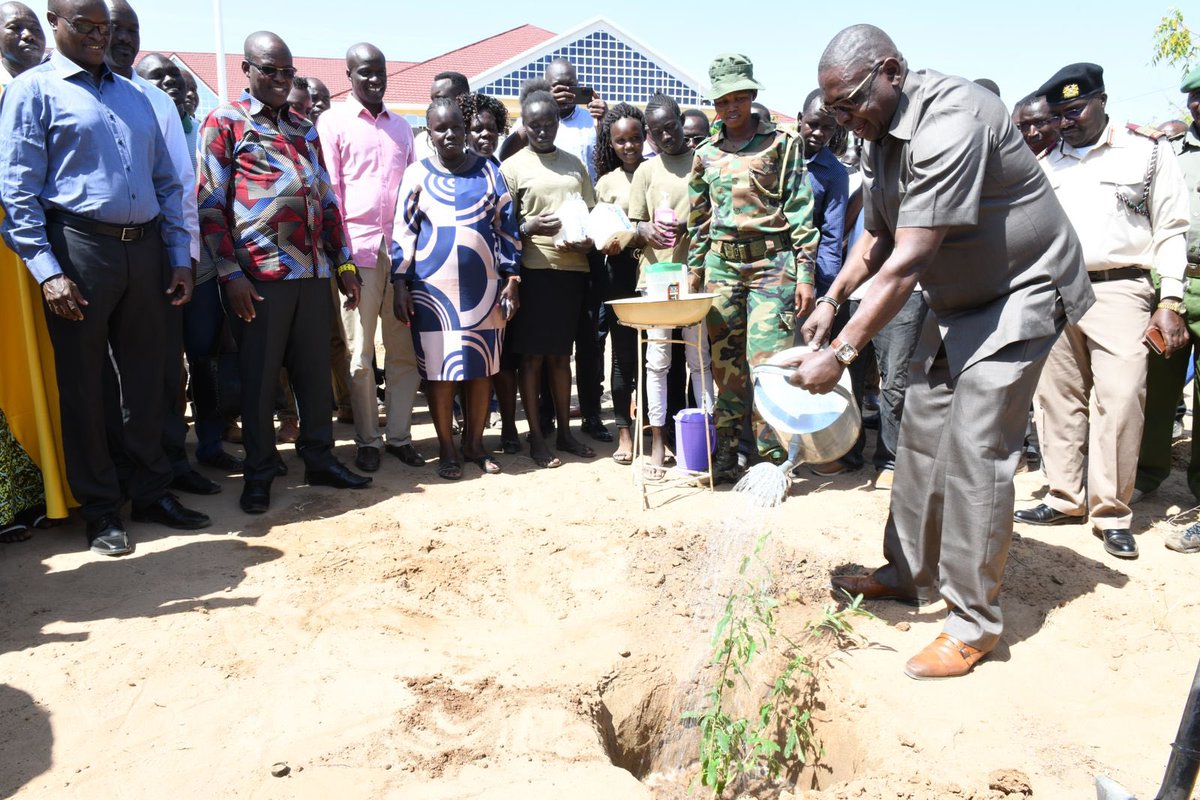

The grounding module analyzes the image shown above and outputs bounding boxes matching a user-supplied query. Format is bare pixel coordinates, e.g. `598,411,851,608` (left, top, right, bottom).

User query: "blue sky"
26,0,1196,124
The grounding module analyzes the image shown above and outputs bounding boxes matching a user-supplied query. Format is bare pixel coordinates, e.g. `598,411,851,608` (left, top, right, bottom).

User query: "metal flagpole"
211,0,228,102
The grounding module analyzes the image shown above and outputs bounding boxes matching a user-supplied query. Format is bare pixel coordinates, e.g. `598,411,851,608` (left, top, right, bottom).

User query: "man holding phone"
1015,63,1190,561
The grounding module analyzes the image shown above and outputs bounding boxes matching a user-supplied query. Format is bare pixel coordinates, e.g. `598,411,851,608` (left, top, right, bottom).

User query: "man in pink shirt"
318,42,423,472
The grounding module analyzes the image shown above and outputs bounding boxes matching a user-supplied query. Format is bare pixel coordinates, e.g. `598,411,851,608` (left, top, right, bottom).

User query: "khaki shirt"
1175,125,1200,267
862,69,1093,376
1042,121,1189,299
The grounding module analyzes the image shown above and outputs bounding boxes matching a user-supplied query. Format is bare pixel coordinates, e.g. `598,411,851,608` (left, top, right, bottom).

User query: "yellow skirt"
0,233,74,518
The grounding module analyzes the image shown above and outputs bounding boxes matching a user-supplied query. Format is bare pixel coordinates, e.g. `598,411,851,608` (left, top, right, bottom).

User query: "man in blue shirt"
798,90,849,298
0,0,209,556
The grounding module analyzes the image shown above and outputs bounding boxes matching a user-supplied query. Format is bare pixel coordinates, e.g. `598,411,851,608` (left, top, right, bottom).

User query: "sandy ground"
2,395,1198,799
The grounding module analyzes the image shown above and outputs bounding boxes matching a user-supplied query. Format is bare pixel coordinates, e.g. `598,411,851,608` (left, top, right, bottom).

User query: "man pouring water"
774,24,1094,680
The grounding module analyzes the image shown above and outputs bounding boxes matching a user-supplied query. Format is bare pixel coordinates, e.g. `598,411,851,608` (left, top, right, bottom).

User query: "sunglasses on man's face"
62,17,110,36
822,61,885,116
246,61,297,81
1056,102,1092,121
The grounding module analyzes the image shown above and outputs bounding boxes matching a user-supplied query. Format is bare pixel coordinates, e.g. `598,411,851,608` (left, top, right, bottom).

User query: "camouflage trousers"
704,251,796,461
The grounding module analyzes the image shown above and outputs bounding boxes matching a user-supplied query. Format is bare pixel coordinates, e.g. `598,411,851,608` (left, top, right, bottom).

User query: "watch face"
835,343,856,364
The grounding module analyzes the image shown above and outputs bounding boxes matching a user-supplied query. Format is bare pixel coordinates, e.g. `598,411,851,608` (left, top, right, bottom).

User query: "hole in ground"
586,652,864,799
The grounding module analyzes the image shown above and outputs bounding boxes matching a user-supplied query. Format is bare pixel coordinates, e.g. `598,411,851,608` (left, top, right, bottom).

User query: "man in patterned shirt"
197,30,369,515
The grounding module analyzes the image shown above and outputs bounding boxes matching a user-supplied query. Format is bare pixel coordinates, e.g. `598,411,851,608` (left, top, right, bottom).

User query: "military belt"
1087,266,1147,283
713,234,788,263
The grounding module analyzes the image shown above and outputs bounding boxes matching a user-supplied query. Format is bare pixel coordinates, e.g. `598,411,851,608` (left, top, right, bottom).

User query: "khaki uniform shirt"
686,116,818,282
1175,125,1200,266
1042,121,1190,299
862,69,1094,376
499,147,596,272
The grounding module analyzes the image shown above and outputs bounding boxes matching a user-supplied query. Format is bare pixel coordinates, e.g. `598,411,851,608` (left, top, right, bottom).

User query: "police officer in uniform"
1142,65,1200,554
1016,63,1191,560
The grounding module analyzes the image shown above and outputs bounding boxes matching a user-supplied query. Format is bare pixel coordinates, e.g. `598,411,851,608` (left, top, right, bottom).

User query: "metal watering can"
750,347,861,466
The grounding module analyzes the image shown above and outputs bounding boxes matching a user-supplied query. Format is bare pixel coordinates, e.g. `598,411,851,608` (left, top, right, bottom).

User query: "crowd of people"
0,1,1198,680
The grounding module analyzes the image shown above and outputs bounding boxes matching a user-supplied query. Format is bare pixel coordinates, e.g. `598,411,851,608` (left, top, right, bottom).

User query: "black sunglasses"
246,61,297,81
62,17,110,36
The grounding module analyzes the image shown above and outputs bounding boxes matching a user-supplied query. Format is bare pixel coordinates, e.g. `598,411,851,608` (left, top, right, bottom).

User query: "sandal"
556,440,596,459
532,453,562,469
612,451,633,465
437,458,463,481
467,454,502,474
501,437,521,455
0,523,32,544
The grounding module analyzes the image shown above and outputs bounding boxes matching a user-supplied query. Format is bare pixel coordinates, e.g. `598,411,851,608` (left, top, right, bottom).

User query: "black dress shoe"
355,446,381,472
131,493,210,530
581,415,613,443
197,452,244,473
87,514,132,556
306,462,372,489
240,480,271,514
385,443,426,467
1096,528,1138,559
170,469,222,496
1014,503,1086,526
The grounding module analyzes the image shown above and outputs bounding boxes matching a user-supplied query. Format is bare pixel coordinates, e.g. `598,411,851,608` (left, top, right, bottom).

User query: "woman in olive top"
593,103,646,466
500,89,597,468
688,54,818,482
629,94,715,477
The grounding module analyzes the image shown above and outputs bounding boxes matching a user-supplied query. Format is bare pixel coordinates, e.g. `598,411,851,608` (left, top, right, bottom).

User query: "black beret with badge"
1037,62,1105,105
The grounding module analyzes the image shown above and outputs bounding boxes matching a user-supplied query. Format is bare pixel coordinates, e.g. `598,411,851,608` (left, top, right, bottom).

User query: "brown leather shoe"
903,634,989,680
830,573,911,603
277,418,300,444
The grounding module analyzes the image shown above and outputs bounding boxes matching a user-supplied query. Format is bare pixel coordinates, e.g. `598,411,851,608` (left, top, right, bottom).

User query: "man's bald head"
241,31,293,111
243,30,288,62
1,1,37,21
346,41,383,67
818,24,901,75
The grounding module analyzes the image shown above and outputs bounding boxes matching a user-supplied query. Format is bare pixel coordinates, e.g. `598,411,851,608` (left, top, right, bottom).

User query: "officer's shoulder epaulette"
1126,122,1166,142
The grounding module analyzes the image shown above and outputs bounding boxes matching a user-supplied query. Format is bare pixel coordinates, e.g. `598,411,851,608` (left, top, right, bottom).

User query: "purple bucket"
674,408,716,472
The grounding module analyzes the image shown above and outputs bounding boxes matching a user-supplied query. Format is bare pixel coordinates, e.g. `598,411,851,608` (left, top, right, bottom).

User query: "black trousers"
224,277,337,482
42,220,173,522
574,251,609,418
606,252,639,429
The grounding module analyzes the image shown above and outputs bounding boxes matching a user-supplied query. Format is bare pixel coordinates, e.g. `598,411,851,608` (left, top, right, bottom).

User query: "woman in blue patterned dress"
392,99,521,480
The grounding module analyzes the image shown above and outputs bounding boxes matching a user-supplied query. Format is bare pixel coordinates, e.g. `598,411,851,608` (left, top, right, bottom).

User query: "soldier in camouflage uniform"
1139,64,1200,554
687,53,818,482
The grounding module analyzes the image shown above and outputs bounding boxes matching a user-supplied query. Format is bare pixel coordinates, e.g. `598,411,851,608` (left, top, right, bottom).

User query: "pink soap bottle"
653,191,676,248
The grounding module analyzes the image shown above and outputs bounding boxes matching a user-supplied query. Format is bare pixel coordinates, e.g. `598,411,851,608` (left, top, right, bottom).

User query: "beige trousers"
342,244,420,449
1035,276,1154,530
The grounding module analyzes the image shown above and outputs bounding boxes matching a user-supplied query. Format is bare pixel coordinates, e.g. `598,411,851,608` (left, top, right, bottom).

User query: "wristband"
336,263,357,275
815,295,840,314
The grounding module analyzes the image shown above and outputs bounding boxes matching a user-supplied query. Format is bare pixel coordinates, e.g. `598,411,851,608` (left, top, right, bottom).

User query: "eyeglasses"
1058,103,1091,121
246,61,297,81
61,17,110,36
822,61,884,115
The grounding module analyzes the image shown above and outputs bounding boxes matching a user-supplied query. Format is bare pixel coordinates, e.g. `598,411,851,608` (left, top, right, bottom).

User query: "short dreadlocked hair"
594,102,645,179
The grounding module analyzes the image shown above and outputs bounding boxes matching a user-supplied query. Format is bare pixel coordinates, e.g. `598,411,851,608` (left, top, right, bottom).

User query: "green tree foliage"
1153,8,1197,74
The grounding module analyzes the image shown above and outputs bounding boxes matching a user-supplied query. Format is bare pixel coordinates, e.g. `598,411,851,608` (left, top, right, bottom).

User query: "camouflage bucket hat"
708,53,765,100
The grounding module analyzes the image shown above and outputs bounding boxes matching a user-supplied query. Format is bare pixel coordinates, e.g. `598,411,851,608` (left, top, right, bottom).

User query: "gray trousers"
873,322,1060,651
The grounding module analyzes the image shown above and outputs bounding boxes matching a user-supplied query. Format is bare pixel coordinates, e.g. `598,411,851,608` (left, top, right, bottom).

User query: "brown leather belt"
1187,263,1200,280
713,233,788,263
46,209,158,242
1088,266,1146,283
